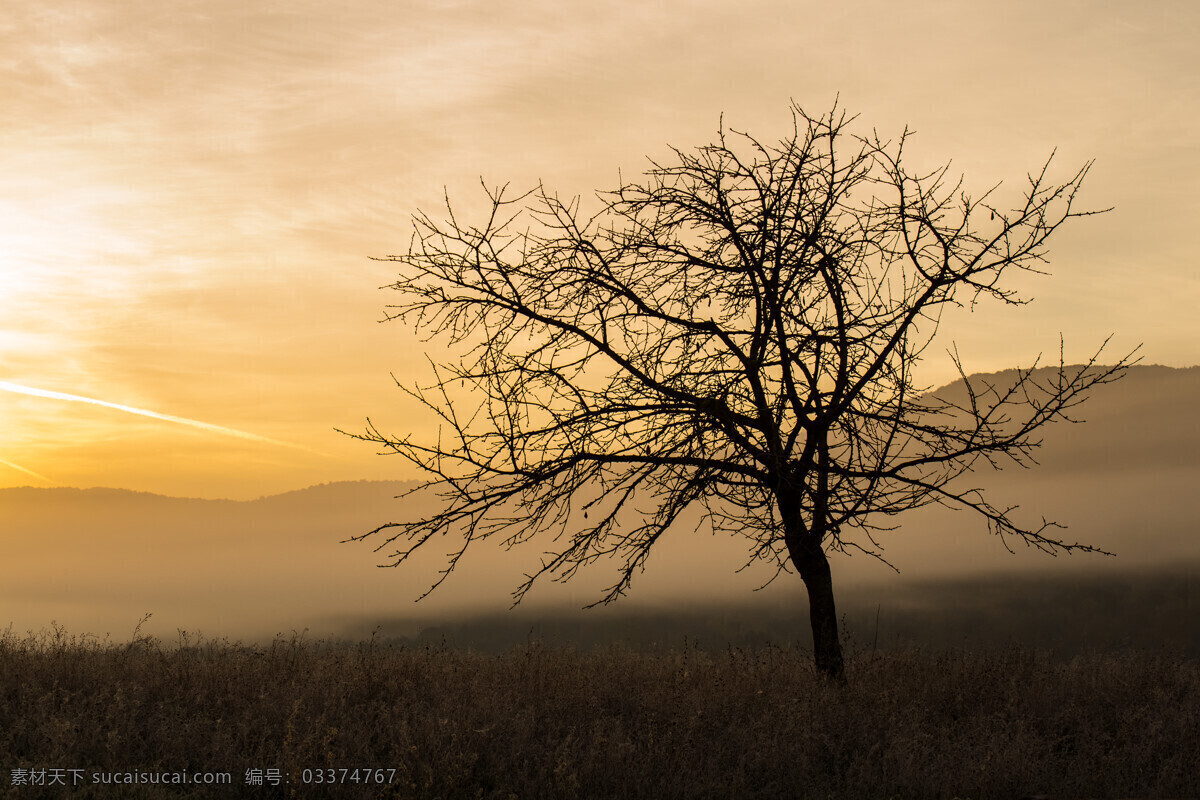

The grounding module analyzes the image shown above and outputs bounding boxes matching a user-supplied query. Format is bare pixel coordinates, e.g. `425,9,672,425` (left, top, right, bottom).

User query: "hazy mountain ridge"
0,478,413,508
925,363,1200,472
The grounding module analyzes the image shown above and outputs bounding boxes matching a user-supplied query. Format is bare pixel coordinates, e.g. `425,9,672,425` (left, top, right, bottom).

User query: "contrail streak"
0,457,56,484
0,381,310,451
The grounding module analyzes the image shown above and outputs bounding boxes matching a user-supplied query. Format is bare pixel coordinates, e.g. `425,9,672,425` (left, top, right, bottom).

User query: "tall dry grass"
0,621,1196,799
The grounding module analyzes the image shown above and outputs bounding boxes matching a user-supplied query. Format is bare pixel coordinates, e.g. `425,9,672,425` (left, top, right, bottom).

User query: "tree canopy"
348,103,1135,679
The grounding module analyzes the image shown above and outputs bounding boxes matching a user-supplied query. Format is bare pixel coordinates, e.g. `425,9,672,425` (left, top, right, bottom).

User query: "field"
1,620,1197,799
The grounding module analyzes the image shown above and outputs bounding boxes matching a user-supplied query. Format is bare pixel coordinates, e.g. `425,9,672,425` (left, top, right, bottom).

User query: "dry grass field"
1,621,1197,799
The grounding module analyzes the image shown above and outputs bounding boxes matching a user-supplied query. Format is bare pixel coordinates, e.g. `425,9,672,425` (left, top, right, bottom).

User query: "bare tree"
346,103,1136,680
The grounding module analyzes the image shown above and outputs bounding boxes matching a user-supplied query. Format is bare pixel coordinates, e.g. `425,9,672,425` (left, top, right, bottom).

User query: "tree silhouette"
348,103,1135,680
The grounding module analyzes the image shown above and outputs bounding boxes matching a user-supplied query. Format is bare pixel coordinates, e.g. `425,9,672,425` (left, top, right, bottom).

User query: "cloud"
0,381,310,451
0,456,56,484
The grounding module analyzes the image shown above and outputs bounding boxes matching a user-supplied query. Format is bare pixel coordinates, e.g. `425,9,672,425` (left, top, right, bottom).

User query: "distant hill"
887,363,1200,574
1,365,1197,649
925,363,1200,473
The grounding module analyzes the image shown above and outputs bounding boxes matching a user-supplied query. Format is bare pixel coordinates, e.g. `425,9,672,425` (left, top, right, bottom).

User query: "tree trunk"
777,451,846,681
792,544,846,682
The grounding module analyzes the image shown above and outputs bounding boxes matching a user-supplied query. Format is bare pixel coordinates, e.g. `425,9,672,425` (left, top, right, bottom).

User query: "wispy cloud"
0,456,56,484
0,381,309,451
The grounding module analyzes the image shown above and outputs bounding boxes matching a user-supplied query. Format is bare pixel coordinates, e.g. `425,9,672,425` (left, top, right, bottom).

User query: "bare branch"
350,101,1136,680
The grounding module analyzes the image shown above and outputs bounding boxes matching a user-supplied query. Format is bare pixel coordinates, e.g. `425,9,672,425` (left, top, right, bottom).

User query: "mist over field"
3,365,1197,651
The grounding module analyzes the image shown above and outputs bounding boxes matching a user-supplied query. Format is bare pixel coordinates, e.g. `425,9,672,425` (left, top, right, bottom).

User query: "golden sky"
2,0,1196,499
